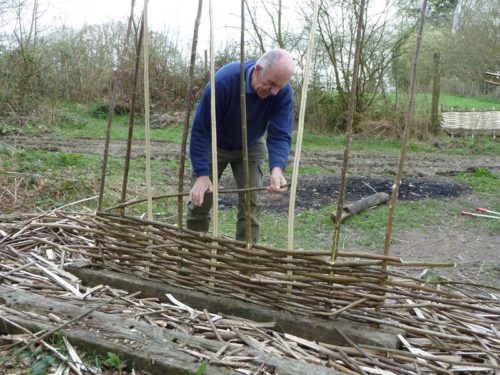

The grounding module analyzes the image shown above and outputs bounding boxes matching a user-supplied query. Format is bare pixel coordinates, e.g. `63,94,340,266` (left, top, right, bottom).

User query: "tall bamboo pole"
177,0,203,229
240,0,251,246
208,0,219,287
120,17,144,217
382,0,428,266
331,0,365,261
97,0,135,211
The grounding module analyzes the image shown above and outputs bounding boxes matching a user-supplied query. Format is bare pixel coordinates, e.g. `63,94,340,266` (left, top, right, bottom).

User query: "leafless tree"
244,0,305,54
316,0,413,130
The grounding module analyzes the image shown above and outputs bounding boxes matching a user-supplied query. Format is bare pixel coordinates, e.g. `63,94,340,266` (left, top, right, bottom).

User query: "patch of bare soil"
2,135,499,288
218,174,473,210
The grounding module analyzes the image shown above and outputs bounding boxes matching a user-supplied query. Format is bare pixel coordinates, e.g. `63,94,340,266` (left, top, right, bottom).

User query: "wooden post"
382,0,428,267
239,0,251,246
331,0,365,261
120,17,144,217
177,0,203,229
430,52,441,135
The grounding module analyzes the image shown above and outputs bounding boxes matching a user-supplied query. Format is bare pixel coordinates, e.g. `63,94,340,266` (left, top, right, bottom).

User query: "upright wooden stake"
331,0,365,262
209,0,218,287
143,0,152,222
430,52,441,135
120,17,144,217
97,0,135,211
143,0,152,277
382,0,428,265
288,0,319,250
240,0,251,246
287,0,320,294
178,0,203,229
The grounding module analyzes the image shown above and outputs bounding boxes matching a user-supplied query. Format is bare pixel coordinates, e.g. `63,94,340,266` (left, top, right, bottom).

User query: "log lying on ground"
0,286,341,375
68,263,403,349
331,192,390,222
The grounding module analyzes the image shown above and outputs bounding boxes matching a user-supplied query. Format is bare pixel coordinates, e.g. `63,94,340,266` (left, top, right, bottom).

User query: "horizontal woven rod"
94,214,458,268
392,261,456,268
96,213,340,258
359,283,500,313
336,252,402,262
104,184,289,211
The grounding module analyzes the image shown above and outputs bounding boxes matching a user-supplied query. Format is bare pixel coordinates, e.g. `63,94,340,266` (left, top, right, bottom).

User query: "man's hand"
190,176,213,206
267,167,288,193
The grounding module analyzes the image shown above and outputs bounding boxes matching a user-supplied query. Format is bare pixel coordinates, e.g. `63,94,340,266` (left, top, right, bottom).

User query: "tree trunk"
430,52,441,134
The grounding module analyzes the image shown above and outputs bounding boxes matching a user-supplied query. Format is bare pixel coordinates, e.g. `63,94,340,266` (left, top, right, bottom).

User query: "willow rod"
286,0,320,294
177,0,203,229
120,16,144,217
104,185,289,212
382,0,428,265
331,0,365,261
97,0,136,211
285,0,319,296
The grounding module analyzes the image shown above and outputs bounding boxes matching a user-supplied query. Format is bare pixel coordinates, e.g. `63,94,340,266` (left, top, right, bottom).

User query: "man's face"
251,64,292,99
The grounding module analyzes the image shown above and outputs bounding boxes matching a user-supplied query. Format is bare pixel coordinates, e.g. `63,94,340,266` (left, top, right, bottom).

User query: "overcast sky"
49,0,240,31
42,0,272,48
5,0,394,51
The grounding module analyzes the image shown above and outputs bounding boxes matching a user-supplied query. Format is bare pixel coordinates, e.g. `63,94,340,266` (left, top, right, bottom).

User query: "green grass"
439,94,499,111
2,149,183,212
456,168,499,194
55,113,185,143
220,199,451,250
44,101,186,143
297,132,500,156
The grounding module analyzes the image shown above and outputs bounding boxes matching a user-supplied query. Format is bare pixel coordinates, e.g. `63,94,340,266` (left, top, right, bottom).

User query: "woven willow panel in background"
442,111,500,135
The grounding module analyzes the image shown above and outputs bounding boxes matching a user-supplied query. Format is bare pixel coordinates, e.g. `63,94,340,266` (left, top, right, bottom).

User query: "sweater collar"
245,64,256,95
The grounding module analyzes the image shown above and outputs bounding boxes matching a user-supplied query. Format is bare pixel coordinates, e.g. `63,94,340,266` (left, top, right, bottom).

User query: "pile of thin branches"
5,212,482,317
1,212,499,374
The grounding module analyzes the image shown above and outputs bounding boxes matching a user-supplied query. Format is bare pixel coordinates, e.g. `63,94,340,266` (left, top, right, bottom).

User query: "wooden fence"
441,110,500,136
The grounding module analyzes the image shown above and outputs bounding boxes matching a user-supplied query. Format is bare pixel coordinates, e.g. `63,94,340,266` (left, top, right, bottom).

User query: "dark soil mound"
218,175,473,211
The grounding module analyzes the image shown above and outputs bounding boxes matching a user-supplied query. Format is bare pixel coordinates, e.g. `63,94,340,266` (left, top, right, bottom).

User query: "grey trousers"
187,138,267,243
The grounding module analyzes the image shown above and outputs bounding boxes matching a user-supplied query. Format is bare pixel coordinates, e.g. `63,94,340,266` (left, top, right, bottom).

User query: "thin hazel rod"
97,0,136,211
120,16,144,216
104,185,287,212
382,0,428,263
177,0,203,229
143,0,153,222
330,0,365,261
287,0,320,296
287,0,320,250
240,0,251,245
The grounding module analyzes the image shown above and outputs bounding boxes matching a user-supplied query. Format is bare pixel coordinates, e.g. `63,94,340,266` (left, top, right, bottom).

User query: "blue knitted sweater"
189,61,294,177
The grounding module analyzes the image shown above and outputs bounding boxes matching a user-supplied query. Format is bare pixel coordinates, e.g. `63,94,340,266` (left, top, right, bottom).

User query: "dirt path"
2,135,499,288
3,135,499,177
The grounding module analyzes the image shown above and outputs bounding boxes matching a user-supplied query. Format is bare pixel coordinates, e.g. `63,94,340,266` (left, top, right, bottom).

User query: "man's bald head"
252,48,295,99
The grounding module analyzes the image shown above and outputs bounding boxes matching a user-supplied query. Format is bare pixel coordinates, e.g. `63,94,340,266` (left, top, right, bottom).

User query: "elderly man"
187,48,295,243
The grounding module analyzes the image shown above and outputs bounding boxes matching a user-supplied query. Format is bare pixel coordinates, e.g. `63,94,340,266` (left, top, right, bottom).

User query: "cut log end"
331,192,390,223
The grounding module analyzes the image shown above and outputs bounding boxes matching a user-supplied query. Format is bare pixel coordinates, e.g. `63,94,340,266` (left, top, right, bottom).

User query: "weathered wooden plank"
67,264,403,348
0,286,342,375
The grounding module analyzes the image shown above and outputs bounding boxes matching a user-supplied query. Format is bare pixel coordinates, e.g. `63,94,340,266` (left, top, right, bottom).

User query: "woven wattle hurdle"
30,211,449,318
442,110,500,136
